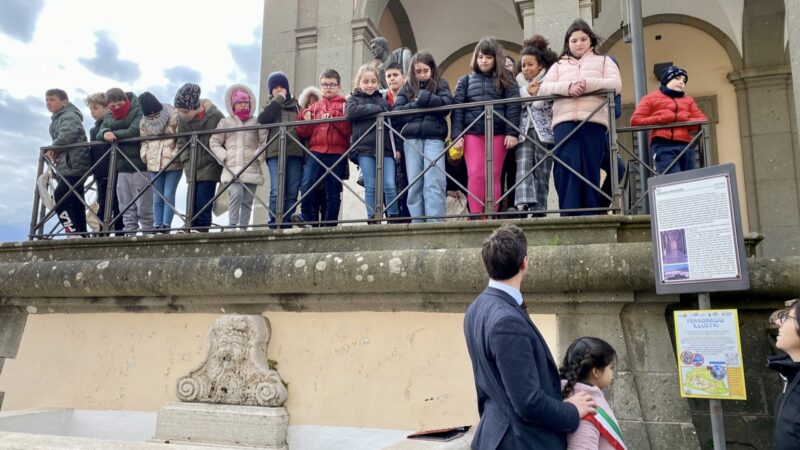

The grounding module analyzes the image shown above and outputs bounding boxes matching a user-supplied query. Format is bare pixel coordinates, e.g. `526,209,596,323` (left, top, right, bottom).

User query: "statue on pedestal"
370,36,413,89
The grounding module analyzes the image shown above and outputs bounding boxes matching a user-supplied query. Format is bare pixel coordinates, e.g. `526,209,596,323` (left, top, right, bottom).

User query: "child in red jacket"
294,69,351,226
630,66,707,174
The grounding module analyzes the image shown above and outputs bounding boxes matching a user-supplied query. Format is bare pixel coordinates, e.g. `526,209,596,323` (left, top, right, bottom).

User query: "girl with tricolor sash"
560,337,627,450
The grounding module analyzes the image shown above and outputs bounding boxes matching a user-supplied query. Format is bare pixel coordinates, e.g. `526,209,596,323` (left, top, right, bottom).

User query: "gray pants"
228,182,257,228
116,171,154,232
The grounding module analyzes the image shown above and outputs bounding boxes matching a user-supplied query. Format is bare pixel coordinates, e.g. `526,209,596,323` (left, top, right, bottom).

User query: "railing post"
276,126,287,226
701,123,711,168
103,143,119,234
374,116,385,220
607,91,620,214
185,135,198,230
29,151,46,239
484,104,494,215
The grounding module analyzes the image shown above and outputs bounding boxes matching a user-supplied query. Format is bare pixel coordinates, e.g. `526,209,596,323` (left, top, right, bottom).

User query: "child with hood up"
210,84,266,229
138,91,182,232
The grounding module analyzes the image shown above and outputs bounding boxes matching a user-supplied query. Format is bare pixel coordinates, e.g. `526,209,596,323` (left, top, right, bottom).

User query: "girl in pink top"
560,337,627,450
539,20,621,216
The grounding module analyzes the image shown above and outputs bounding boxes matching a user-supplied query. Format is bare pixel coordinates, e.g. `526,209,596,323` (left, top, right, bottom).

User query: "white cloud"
0,0,264,241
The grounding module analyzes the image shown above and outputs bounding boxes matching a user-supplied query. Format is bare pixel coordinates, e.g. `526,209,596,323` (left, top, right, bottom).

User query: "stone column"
729,68,800,257
786,0,800,155
551,293,699,450
516,0,587,55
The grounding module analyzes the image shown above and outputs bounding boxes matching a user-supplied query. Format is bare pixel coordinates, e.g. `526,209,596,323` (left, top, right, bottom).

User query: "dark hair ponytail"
559,336,617,398
520,35,558,70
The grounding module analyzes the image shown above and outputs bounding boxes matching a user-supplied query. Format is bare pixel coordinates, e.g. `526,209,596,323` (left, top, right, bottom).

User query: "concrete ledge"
0,432,211,449
0,244,796,313
2,216,656,264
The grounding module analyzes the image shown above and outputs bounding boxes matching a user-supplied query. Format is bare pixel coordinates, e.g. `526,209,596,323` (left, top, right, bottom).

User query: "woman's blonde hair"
85,92,107,107
353,64,381,89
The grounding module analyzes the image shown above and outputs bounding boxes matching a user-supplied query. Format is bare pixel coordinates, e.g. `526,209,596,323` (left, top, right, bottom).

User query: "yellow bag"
448,145,463,161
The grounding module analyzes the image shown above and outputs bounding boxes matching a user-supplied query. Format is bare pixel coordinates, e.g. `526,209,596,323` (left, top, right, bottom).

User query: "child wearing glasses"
294,69,351,226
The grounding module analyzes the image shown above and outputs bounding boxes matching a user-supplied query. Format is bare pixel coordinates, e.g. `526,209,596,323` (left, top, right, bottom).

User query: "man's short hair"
45,89,68,101
482,224,528,281
319,69,341,85
385,62,403,74
85,92,107,107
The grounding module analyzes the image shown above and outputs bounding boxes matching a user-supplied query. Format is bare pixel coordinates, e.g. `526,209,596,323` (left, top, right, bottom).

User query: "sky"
0,0,264,242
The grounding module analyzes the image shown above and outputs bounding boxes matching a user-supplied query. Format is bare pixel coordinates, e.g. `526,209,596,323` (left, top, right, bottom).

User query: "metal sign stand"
698,292,727,450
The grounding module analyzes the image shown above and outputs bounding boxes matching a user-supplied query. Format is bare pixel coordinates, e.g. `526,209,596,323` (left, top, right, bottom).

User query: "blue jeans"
652,142,695,174
150,170,182,227
267,156,303,227
404,139,446,222
357,154,399,218
191,181,217,230
299,152,347,226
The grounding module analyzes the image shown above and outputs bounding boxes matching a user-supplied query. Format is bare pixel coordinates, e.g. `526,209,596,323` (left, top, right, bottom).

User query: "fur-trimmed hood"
223,83,258,118
297,86,323,109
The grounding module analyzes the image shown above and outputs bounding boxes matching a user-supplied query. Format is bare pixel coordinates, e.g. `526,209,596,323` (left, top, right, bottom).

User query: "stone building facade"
260,0,800,257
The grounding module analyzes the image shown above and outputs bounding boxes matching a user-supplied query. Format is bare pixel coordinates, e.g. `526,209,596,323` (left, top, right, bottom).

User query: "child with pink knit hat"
209,84,266,229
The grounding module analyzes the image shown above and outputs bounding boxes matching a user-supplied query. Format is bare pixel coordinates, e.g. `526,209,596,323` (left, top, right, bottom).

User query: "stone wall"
1,217,798,448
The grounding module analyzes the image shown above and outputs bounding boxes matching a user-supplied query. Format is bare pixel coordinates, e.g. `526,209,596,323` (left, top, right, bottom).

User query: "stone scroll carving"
176,315,288,407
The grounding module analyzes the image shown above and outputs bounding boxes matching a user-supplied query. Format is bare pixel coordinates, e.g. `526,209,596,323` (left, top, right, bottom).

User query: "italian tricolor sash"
583,406,627,450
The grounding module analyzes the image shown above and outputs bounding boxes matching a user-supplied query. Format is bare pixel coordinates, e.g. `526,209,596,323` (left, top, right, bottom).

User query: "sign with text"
648,164,749,294
674,309,747,400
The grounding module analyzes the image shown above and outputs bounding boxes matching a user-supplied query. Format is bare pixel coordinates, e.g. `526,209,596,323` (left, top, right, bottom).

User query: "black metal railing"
30,91,711,239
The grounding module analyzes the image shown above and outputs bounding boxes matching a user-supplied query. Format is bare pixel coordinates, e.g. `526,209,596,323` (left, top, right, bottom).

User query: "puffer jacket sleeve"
329,101,352,138
167,109,182,162
52,111,85,147
111,111,143,140
630,94,669,126
584,56,622,95
391,86,417,128
295,107,314,138
209,119,228,163
539,62,571,97
451,75,469,139
502,82,521,136
139,120,151,163
257,96,284,125
345,96,385,120
428,80,453,118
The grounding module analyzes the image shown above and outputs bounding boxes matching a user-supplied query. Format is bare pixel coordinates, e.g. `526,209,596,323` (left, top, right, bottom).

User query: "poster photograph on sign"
648,164,750,295
674,309,747,400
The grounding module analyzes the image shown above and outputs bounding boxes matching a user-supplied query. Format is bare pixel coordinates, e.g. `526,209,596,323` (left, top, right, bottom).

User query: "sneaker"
291,213,312,228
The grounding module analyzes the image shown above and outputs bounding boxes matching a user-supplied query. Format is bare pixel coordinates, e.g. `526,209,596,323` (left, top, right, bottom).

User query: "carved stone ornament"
177,315,288,407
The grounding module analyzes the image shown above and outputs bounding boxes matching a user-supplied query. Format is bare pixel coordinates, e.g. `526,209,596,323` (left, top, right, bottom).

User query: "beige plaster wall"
0,311,556,431
607,23,749,230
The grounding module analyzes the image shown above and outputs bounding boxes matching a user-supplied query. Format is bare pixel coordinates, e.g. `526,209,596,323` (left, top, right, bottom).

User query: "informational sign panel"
674,309,747,400
648,164,749,294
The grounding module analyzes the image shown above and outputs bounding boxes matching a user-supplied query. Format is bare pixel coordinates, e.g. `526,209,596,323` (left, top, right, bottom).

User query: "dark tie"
520,301,529,313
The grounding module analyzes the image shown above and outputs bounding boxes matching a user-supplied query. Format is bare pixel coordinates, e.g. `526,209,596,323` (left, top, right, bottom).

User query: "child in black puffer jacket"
345,64,400,220
452,38,521,215
393,51,453,223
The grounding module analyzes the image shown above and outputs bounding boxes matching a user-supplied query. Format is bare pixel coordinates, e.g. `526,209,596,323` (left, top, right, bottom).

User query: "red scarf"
110,98,131,120
195,107,206,122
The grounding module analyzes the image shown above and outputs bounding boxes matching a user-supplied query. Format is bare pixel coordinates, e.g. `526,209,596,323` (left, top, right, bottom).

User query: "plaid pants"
515,132,553,211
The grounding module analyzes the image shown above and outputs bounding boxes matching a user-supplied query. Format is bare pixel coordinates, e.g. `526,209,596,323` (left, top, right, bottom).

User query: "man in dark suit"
464,225,596,449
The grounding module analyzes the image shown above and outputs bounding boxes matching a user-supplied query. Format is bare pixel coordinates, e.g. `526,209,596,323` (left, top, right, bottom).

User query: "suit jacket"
464,286,579,449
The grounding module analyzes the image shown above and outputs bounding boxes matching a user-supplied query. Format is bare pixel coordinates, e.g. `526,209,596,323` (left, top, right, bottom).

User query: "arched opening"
439,40,522,88
604,16,748,229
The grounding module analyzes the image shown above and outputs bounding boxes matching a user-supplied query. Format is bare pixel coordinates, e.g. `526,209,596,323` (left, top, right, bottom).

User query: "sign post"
648,164,750,450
